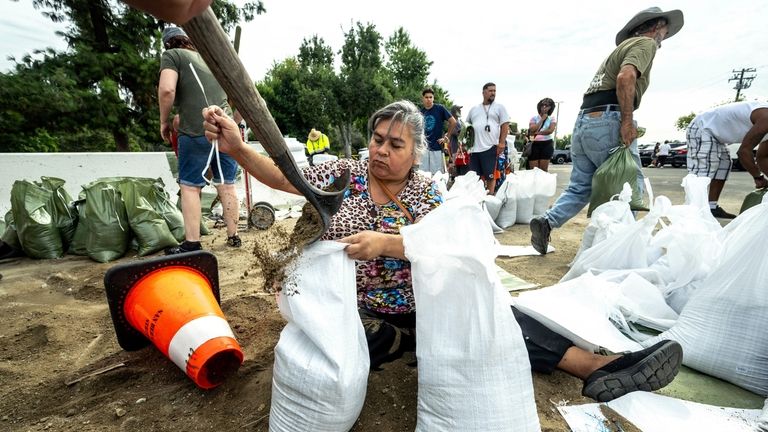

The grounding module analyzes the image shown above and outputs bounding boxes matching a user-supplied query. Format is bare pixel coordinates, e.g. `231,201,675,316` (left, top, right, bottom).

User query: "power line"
729,68,757,102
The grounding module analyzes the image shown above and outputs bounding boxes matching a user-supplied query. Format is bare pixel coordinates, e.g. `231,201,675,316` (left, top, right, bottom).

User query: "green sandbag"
84,182,130,263
11,180,64,259
151,182,185,242
121,179,178,256
39,176,78,248
0,218,4,238
739,188,768,214
1,210,21,250
588,146,647,217
68,199,88,256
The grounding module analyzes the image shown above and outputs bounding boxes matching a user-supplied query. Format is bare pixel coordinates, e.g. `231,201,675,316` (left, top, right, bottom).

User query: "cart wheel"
248,202,275,230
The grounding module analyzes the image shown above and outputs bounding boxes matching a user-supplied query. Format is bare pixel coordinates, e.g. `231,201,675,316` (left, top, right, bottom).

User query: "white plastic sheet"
270,241,369,432
402,197,539,432
559,392,762,432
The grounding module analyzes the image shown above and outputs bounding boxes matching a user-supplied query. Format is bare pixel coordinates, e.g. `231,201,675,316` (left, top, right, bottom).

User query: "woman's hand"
340,231,405,261
202,105,245,156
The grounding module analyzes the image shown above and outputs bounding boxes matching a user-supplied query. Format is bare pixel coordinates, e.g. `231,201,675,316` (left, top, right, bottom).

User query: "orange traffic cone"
104,251,243,389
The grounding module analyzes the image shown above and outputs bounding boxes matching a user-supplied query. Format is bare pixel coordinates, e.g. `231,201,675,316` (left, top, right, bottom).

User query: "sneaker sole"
582,340,683,402
530,218,549,255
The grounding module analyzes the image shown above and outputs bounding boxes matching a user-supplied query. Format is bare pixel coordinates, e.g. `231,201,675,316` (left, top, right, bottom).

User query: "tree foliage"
675,112,696,131
1,0,261,153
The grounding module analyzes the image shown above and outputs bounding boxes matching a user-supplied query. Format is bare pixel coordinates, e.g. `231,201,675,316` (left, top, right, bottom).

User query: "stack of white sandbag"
494,168,557,228
403,197,540,431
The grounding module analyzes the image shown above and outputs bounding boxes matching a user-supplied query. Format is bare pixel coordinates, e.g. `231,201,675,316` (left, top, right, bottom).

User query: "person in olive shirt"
158,26,241,253
530,7,684,255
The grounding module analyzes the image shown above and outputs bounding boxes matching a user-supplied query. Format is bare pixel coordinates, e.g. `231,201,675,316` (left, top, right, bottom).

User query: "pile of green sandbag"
2,176,187,262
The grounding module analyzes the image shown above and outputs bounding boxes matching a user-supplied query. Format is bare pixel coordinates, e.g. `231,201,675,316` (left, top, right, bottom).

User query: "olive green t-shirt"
160,48,231,137
584,37,658,110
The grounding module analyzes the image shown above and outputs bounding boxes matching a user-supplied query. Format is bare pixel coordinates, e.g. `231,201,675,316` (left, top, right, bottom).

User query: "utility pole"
729,68,757,102
553,101,563,145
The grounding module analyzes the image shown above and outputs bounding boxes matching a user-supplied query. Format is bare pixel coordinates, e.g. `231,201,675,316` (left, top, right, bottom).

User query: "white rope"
188,63,224,186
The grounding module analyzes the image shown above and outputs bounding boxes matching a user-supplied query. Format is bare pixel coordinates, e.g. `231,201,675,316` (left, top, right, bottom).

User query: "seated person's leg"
512,306,682,402
359,308,416,370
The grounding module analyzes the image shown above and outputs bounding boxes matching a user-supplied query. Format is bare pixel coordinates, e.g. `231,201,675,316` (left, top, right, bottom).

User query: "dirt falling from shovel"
251,202,324,294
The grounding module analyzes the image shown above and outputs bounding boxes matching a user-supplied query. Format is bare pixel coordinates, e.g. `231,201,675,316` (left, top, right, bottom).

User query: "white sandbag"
445,171,486,201
758,399,768,432
562,196,670,282
573,183,635,262
513,272,643,354
270,241,369,432
494,175,518,228
515,170,535,224
532,168,557,216
482,194,502,221
402,197,539,432
643,202,768,396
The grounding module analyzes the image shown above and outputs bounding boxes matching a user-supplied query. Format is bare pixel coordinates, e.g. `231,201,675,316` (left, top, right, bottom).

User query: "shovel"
182,8,348,243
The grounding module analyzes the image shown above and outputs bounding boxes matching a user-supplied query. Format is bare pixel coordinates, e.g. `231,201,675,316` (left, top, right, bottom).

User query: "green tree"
1,0,261,153
336,22,391,157
675,112,695,131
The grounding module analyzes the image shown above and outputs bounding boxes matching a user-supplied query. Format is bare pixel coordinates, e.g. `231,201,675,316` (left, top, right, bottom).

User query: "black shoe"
226,234,242,247
530,216,551,255
582,340,683,402
710,205,736,219
164,240,202,255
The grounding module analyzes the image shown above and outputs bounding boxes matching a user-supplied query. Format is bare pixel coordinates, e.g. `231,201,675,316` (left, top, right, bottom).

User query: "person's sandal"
226,234,242,247
582,340,683,402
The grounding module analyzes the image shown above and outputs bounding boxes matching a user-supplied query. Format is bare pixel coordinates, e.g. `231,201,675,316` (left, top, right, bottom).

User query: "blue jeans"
178,135,239,187
544,111,642,228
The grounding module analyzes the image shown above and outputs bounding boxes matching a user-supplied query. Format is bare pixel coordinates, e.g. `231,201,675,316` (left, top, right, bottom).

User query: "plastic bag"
150,182,185,242
739,188,768,214
562,196,670,282
588,146,646,217
0,210,21,251
84,182,130,263
532,168,557,216
402,197,539,431
573,183,635,261
494,174,518,228
68,199,88,256
270,241,369,432
643,201,768,395
11,180,64,259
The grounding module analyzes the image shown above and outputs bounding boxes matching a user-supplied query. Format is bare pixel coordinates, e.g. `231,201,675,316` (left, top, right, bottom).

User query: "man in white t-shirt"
465,82,510,194
687,101,768,218
656,141,671,167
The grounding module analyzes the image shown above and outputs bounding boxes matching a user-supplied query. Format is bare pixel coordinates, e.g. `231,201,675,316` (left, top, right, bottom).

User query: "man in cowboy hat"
530,7,684,254
305,128,330,166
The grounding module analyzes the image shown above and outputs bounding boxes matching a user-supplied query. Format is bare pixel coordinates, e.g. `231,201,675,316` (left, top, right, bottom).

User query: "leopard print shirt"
302,159,443,314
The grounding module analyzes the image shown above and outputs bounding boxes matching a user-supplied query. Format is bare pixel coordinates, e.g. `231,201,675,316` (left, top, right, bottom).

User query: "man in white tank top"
686,101,768,218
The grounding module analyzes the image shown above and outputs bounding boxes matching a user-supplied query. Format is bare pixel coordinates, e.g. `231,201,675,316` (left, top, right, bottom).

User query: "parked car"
551,146,571,164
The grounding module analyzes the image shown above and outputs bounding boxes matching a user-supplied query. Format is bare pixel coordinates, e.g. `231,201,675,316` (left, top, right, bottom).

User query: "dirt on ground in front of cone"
0,211,606,431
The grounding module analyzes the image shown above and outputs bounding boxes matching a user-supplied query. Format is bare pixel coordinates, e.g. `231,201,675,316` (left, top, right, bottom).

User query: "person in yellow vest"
306,128,330,165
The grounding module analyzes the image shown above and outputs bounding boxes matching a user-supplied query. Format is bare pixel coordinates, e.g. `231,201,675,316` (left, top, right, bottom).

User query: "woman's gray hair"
367,100,427,160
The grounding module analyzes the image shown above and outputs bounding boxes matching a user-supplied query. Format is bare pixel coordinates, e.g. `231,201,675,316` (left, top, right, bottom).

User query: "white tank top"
695,101,768,143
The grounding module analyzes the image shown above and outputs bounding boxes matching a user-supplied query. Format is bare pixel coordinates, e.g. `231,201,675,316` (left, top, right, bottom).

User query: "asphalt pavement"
544,163,758,218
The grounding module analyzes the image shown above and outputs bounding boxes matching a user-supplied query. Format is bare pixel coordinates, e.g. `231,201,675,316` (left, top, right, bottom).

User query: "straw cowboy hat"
308,128,322,141
615,7,684,46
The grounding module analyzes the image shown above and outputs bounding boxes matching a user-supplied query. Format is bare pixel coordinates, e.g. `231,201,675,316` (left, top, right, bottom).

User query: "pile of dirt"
0,213,592,431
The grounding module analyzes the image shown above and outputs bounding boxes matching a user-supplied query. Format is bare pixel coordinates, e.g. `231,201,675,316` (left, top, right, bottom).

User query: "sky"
2,0,768,143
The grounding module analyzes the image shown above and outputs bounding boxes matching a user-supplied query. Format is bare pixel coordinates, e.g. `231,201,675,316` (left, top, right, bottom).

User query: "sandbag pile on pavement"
0,176,184,262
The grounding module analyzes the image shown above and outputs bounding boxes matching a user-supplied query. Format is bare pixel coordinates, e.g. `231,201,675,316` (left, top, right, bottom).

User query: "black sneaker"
164,240,202,255
710,205,736,219
582,340,683,402
226,234,242,248
530,216,551,255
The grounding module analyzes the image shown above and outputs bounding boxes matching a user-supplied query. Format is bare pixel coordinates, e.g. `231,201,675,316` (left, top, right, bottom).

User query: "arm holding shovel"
203,106,299,195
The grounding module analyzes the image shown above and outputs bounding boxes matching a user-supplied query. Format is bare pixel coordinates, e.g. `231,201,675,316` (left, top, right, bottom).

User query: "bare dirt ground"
0,207,609,432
